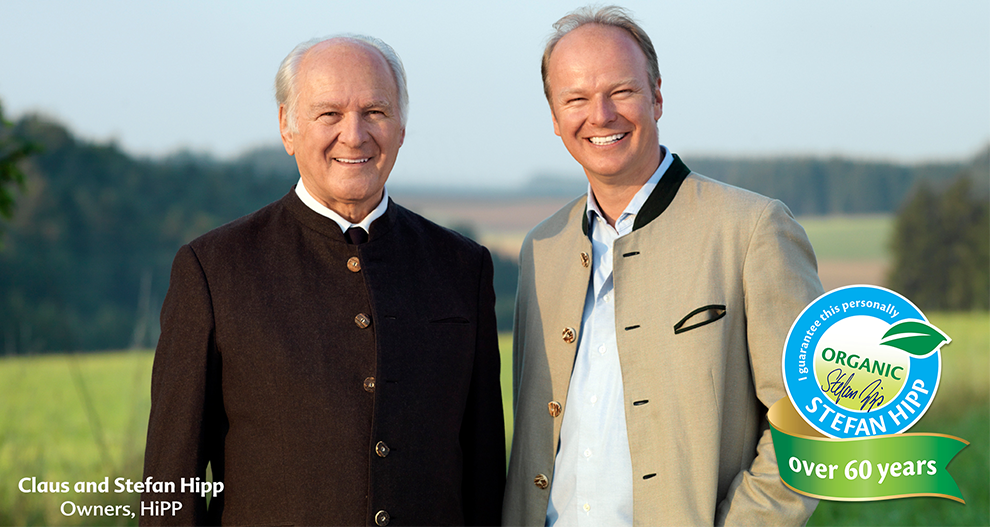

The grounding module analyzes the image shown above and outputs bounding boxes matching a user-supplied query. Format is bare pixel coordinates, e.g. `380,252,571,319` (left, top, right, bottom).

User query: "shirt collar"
295,178,389,235
586,144,673,227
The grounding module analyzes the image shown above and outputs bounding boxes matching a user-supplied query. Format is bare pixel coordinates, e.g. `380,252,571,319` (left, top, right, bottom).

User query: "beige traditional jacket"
503,155,822,526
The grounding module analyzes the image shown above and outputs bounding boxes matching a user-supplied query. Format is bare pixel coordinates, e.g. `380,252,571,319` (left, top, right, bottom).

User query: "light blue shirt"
295,178,388,235
547,146,672,527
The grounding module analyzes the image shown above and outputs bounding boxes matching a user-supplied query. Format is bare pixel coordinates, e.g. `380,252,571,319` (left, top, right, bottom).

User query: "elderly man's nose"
339,114,369,145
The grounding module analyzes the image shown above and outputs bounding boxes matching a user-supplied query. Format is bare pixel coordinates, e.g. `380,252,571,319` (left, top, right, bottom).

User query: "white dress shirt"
547,146,673,527
294,178,388,235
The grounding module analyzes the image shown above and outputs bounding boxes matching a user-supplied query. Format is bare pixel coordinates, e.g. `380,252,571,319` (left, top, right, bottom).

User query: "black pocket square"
673,304,726,334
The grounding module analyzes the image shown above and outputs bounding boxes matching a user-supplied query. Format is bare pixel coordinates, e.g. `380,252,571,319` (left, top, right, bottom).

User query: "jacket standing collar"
581,153,692,236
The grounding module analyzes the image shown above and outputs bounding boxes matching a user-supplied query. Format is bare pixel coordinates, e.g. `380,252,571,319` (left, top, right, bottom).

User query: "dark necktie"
345,226,368,245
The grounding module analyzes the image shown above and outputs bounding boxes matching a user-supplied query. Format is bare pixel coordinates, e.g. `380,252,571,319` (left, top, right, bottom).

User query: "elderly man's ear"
279,105,295,156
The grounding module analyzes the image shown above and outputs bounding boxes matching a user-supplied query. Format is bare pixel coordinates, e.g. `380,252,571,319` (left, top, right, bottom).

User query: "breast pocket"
430,316,470,325
673,304,726,334
390,313,476,382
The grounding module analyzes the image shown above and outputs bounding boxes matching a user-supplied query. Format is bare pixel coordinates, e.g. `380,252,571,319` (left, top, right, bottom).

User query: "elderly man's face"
279,40,404,221
547,24,662,187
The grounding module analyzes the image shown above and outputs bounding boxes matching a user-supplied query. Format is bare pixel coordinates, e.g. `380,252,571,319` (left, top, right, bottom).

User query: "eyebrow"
307,100,394,113
362,100,393,112
556,78,642,100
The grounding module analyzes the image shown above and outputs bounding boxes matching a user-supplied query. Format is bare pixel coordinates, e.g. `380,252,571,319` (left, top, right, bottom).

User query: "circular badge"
782,285,946,438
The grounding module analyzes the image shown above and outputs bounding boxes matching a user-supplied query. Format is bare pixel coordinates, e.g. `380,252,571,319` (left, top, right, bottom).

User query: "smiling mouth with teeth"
589,133,627,145
334,157,371,164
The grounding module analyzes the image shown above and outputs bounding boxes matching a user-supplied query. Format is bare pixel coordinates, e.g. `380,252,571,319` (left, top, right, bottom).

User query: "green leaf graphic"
879,320,951,356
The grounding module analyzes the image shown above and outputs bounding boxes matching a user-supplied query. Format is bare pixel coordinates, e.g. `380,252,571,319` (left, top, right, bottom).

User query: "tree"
888,163,990,311
0,100,39,242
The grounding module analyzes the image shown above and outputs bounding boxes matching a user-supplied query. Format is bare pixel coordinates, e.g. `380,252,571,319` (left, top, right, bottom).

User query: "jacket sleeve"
717,200,822,526
141,244,226,526
460,247,507,526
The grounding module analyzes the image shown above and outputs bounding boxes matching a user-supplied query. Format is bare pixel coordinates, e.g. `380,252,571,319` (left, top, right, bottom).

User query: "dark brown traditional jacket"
142,190,505,526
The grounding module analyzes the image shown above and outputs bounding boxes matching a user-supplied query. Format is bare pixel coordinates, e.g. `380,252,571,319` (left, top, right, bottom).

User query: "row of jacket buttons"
350,250,380,527
539,250,585,491
528,253,588,494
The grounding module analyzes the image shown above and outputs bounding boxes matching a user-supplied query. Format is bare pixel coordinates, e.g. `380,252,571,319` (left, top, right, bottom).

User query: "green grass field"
0,311,985,526
0,351,151,525
799,214,894,262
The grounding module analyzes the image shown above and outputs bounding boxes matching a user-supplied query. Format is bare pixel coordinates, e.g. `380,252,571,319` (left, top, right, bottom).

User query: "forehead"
295,40,398,104
547,24,650,90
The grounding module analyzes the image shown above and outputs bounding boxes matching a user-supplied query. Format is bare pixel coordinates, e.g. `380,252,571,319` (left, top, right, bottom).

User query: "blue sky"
2,0,988,187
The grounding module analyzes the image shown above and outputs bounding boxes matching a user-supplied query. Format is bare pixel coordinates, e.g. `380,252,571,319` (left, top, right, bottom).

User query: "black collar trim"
581,154,692,236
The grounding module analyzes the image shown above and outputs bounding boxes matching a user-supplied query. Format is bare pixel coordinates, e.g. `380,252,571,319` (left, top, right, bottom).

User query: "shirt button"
363,377,375,393
375,441,390,458
347,256,361,272
584,448,592,458
562,327,577,344
374,510,390,526
534,474,549,489
355,313,371,328
590,395,598,404
598,345,606,355
583,503,591,512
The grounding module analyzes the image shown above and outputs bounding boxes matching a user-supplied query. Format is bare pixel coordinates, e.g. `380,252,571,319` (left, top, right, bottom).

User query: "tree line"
0,112,986,353
688,156,977,216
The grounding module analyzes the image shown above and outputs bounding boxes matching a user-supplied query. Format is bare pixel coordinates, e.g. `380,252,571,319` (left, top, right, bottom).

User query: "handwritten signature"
821,368,885,411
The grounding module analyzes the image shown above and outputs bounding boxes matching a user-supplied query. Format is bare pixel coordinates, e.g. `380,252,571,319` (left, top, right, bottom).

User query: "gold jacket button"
347,256,361,272
355,313,372,328
375,441,390,458
363,377,376,393
374,510,390,526
534,474,549,489
548,401,562,418
562,327,576,344
580,251,590,268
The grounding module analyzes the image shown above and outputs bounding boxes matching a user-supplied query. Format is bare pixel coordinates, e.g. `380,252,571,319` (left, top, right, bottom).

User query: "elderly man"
503,7,822,526
142,35,504,526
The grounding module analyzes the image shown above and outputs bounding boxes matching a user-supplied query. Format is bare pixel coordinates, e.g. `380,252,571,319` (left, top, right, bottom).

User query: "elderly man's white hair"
274,34,409,132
